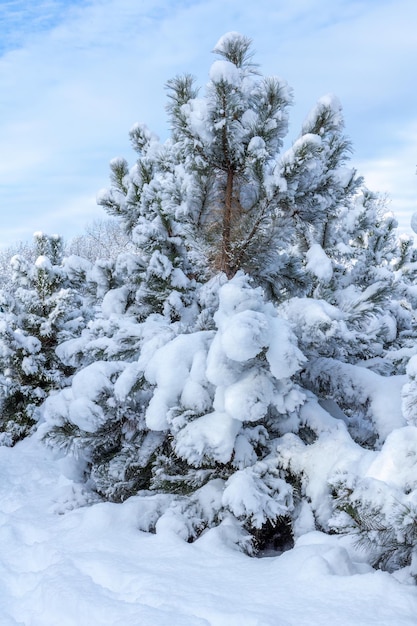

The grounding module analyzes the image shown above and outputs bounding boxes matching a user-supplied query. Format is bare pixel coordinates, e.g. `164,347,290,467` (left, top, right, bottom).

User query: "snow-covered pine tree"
0,233,91,446
40,33,417,564
40,33,304,540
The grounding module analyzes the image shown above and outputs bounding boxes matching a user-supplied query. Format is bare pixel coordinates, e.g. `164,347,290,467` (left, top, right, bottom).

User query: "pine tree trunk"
221,168,234,278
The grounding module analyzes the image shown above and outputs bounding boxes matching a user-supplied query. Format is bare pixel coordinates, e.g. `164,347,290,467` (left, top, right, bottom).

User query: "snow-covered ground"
1,437,417,626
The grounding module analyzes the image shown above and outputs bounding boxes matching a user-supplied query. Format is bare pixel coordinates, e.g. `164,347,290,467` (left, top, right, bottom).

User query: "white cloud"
356,121,417,233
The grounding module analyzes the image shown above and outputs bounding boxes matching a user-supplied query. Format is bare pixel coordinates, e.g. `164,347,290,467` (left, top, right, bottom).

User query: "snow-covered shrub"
329,427,417,581
42,273,306,548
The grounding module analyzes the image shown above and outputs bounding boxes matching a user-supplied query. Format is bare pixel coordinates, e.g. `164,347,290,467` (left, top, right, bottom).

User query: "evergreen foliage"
2,33,417,574
0,233,92,445
330,464,417,580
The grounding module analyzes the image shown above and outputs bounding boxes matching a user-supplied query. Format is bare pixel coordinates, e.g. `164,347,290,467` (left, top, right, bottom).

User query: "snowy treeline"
1,32,417,581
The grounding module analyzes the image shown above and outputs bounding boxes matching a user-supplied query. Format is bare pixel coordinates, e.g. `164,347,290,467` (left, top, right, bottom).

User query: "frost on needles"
2,32,417,578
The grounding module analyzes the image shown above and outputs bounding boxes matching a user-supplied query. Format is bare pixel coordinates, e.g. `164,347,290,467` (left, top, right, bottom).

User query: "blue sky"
0,0,416,248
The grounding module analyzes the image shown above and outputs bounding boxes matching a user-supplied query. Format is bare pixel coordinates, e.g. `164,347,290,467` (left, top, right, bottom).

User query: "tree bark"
221,168,234,278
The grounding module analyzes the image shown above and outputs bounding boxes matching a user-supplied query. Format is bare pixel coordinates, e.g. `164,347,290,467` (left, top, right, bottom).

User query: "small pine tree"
0,233,91,445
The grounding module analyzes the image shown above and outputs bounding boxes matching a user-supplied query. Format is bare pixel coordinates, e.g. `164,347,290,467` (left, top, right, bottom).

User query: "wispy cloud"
357,121,417,232
0,0,416,249
0,1,82,52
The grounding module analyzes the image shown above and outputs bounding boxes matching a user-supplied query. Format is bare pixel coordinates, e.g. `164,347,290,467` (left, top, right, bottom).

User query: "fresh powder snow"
0,436,416,626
